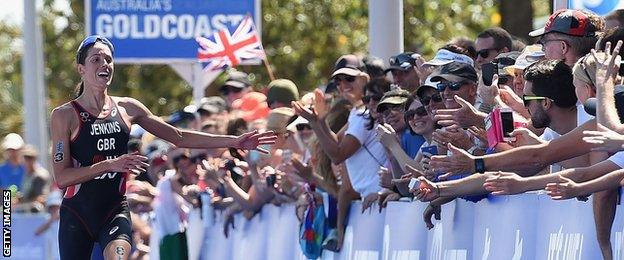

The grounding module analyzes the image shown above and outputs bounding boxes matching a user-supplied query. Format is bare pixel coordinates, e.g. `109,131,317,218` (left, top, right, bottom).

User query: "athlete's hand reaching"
233,130,278,154
109,152,149,174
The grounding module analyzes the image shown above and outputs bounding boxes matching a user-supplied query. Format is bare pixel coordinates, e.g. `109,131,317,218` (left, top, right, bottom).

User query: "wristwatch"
474,158,486,173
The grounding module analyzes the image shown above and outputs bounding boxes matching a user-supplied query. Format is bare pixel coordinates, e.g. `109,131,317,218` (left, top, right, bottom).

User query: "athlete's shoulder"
112,96,150,116
51,102,76,119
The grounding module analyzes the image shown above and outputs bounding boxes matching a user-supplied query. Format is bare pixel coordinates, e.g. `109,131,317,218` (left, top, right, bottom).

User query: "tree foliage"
0,0,541,137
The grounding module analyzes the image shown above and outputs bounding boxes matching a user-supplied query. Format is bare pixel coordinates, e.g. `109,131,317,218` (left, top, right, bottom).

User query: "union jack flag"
196,16,266,71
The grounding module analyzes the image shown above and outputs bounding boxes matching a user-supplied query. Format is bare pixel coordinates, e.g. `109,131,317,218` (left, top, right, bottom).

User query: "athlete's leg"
103,239,131,260
58,205,95,259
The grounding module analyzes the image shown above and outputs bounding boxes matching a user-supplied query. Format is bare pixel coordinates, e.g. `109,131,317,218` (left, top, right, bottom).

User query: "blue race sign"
568,0,623,16
85,0,259,63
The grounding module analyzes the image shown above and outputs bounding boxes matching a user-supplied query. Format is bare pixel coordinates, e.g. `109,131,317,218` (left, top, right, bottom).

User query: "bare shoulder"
50,102,75,123
112,96,151,116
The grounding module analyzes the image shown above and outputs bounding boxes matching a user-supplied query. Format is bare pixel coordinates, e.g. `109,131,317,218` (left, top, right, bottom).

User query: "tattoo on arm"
53,141,64,163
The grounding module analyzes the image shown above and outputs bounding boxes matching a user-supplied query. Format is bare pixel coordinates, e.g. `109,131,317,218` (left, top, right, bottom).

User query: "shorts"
58,200,132,259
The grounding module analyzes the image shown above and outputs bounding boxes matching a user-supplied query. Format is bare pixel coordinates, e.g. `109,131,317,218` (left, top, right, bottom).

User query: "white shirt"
539,105,592,172
344,107,388,196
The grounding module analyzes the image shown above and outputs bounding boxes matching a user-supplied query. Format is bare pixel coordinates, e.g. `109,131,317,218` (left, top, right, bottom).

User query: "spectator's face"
222,86,248,104
3,149,20,162
381,104,407,132
23,156,36,168
512,69,525,97
573,77,594,104
523,81,551,128
419,87,446,113
363,92,383,121
538,34,567,60
439,80,477,109
475,37,500,68
391,68,419,91
295,124,313,143
336,74,366,104
406,100,435,135
178,159,200,185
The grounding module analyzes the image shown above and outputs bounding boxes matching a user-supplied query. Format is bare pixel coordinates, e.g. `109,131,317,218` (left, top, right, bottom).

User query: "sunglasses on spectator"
420,93,443,105
437,81,468,91
221,87,244,95
405,106,428,121
362,94,383,103
334,75,355,83
477,48,499,59
537,37,569,47
381,104,405,117
295,124,312,131
522,95,549,107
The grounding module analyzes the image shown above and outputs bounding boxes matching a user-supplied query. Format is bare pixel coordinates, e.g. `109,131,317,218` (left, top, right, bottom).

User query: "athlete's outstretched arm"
120,97,276,151
50,106,148,189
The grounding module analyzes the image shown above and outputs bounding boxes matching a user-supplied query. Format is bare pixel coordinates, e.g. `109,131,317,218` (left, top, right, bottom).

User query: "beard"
530,107,551,129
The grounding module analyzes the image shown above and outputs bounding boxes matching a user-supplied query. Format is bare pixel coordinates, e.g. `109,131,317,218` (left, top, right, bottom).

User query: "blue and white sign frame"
85,0,261,64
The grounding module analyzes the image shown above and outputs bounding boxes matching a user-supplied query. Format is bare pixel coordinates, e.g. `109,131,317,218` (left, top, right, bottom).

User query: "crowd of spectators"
8,7,624,260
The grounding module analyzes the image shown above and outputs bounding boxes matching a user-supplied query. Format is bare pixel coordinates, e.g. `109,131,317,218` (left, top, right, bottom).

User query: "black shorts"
58,200,133,259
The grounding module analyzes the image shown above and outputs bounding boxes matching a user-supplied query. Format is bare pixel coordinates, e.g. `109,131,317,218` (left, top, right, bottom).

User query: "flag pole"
263,58,276,81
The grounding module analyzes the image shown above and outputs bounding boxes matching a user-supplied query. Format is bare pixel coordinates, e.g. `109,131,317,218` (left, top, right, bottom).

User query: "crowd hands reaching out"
74,10,624,258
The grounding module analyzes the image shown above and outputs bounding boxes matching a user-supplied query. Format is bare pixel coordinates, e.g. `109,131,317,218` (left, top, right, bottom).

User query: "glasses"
76,35,115,62
477,48,499,59
537,37,569,47
362,94,383,103
221,87,244,95
295,124,311,131
381,104,405,117
334,75,356,83
522,95,549,106
405,106,428,121
420,93,443,105
437,81,468,91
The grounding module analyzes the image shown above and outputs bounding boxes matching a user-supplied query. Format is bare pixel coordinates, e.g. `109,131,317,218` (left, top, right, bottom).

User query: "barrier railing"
200,193,624,260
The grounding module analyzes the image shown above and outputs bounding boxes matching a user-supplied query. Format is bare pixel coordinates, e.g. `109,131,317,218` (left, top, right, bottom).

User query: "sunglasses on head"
334,75,356,83
437,81,467,91
420,93,443,105
477,48,499,59
295,123,311,131
221,86,244,95
522,95,549,107
76,35,115,62
389,54,415,67
405,106,428,121
362,94,383,103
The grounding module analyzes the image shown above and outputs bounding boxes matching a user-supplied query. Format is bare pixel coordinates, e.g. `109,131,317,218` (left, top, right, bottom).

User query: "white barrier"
199,193,624,260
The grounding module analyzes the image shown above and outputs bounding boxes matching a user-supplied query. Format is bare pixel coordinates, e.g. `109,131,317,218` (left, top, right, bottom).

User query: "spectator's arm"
594,43,624,133
336,164,360,250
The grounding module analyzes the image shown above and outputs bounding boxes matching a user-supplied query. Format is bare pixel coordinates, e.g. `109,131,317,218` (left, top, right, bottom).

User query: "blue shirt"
400,130,426,158
0,162,25,190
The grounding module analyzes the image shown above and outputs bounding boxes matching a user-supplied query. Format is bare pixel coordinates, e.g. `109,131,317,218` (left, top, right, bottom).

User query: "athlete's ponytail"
74,82,84,98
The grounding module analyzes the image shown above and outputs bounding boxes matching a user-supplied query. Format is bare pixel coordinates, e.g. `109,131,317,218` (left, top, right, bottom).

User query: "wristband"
474,158,486,173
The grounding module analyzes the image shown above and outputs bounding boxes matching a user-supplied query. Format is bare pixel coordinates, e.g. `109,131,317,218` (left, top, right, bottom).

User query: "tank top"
64,98,130,209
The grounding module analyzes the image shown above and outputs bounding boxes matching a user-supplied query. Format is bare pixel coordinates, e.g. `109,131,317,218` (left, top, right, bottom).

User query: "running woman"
49,35,276,260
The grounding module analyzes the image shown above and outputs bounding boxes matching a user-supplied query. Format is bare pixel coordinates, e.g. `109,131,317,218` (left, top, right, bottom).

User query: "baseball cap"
384,52,418,72
21,144,38,158
199,96,227,113
416,75,439,98
331,54,367,78
266,107,296,134
231,92,270,122
583,85,624,122
267,79,300,105
430,62,478,83
504,44,545,76
2,133,24,150
220,70,252,90
493,51,520,76
529,9,598,37
423,49,474,67
376,88,411,112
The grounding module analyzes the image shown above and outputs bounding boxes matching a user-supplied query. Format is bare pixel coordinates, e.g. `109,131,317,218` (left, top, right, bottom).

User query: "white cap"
504,44,545,76
2,133,24,150
423,49,474,67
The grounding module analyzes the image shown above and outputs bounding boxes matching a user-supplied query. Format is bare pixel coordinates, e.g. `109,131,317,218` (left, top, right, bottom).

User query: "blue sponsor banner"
569,0,623,16
85,0,259,63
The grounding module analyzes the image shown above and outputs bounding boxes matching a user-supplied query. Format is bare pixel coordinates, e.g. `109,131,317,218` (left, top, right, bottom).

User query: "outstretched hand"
583,124,624,154
434,95,486,128
482,171,527,195
592,40,623,85
234,130,277,154
411,177,440,202
545,175,581,200
430,143,475,179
